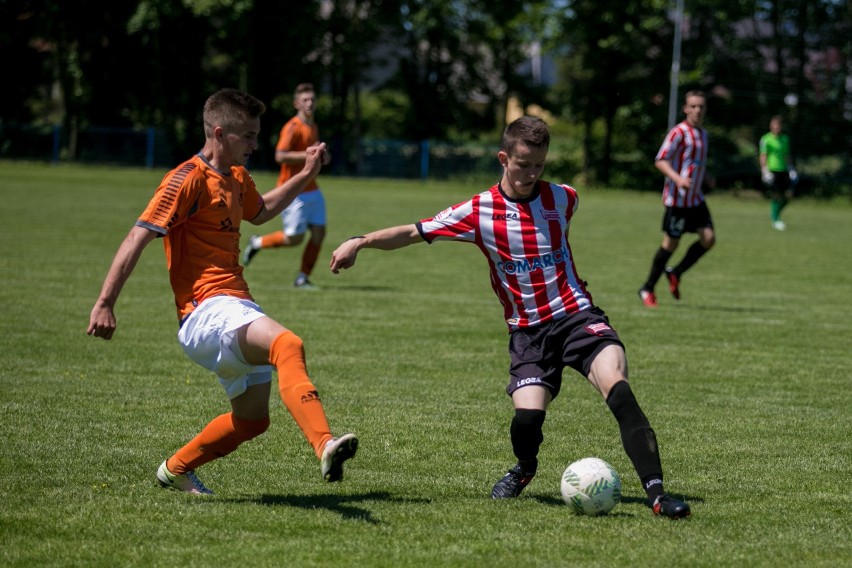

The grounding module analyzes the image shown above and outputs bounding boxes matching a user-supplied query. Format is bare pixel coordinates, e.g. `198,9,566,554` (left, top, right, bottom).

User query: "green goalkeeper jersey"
759,133,791,172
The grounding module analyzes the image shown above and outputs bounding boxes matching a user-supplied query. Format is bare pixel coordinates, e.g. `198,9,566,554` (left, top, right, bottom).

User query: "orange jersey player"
87,89,357,494
136,155,259,320
275,104,320,190
243,83,332,289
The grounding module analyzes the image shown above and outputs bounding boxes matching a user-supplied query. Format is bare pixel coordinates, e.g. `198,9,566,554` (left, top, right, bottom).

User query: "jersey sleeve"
561,184,579,222
276,121,300,152
417,198,477,244
136,160,202,235
655,127,682,162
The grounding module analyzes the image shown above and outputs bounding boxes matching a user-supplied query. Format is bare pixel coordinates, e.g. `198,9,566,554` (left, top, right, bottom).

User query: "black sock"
672,241,709,277
510,409,546,475
643,247,672,291
606,381,664,502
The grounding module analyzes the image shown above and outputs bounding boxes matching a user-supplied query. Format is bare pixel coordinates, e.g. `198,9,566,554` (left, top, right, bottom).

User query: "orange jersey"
136,154,264,321
276,116,319,191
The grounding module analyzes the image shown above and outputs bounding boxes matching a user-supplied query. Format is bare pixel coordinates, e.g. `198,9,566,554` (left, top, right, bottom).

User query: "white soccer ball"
560,457,622,516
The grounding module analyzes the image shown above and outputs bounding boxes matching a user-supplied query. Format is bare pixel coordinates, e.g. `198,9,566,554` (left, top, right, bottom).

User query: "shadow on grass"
225,491,431,524
322,284,397,293
673,303,775,314
530,492,704,516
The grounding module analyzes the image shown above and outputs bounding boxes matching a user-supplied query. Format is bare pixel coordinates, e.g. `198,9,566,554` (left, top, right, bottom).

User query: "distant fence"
0,123,175,169
0,123,498,180
3,122,848,197
352,138,497,180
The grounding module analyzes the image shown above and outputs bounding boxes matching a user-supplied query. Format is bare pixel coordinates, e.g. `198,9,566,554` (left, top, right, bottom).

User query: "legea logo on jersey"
492,212,519,221
497,245,569,275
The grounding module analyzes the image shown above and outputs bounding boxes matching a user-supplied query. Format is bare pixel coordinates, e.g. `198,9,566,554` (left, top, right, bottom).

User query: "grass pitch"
1,161,850,567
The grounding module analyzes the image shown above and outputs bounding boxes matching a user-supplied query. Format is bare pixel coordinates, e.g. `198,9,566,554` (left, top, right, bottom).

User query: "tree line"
2,0,849,191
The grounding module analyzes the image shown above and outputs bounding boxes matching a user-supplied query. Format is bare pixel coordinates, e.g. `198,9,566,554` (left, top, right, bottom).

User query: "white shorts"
177,295,275,399
281,189,326,237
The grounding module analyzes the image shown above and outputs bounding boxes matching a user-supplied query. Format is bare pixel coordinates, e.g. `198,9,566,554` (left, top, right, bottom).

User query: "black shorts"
506,307,624,399
767,171,792,194
661,201,714,238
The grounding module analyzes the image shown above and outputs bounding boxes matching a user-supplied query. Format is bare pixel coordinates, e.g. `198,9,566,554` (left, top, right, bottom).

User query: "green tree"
303,0,404,173
682,0,850,185
1,1,146,157
390,0,537,140
547,0,672,185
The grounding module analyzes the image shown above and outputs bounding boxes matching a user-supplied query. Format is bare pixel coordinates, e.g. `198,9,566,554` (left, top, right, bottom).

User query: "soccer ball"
560,457,622,516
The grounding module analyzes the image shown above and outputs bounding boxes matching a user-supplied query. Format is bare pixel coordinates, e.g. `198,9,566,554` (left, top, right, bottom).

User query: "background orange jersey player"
243,83,333,289
87,88,357,494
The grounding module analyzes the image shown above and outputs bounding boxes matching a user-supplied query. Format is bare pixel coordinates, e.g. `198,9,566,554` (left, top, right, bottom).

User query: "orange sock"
166,413,270,474
260,231,288,248
270,331,333,458
300,240,322,275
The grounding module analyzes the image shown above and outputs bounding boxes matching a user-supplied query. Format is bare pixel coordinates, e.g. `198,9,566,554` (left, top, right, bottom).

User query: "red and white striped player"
330,116,691,519
638,90,716,308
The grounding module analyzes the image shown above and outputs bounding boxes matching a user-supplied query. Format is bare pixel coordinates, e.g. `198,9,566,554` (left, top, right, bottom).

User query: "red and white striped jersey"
416,180,593,331
656,121,708,208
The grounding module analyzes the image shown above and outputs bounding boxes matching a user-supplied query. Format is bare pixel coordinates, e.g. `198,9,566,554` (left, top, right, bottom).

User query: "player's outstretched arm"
87,225,157,340
329,224,422,274
252,142,326,225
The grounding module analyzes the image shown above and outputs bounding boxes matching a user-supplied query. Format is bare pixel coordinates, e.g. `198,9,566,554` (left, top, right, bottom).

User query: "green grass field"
1,160,850,567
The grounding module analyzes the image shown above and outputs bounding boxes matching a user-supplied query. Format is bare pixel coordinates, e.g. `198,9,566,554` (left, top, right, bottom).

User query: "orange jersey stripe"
137,154,264,320
149,161,195,227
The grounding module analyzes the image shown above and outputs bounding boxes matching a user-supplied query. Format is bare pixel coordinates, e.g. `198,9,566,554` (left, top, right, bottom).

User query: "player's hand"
329,238,363,274
788,169,798,183
304,142,327,175
762,168,774,185
87,302,117,340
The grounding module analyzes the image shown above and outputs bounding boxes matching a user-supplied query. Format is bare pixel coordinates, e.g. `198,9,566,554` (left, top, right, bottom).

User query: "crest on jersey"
540,208,561,221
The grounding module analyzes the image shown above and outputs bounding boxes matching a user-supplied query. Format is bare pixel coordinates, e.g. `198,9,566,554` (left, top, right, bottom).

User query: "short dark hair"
501,116,550,155
294,83,315,97
203,89,266,137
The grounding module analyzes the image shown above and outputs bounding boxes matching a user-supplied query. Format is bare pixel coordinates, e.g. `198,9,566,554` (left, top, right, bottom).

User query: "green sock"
770,199,781,222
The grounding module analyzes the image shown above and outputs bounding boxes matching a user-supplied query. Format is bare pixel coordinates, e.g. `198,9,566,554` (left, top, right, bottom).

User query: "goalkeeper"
759,115,798,231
